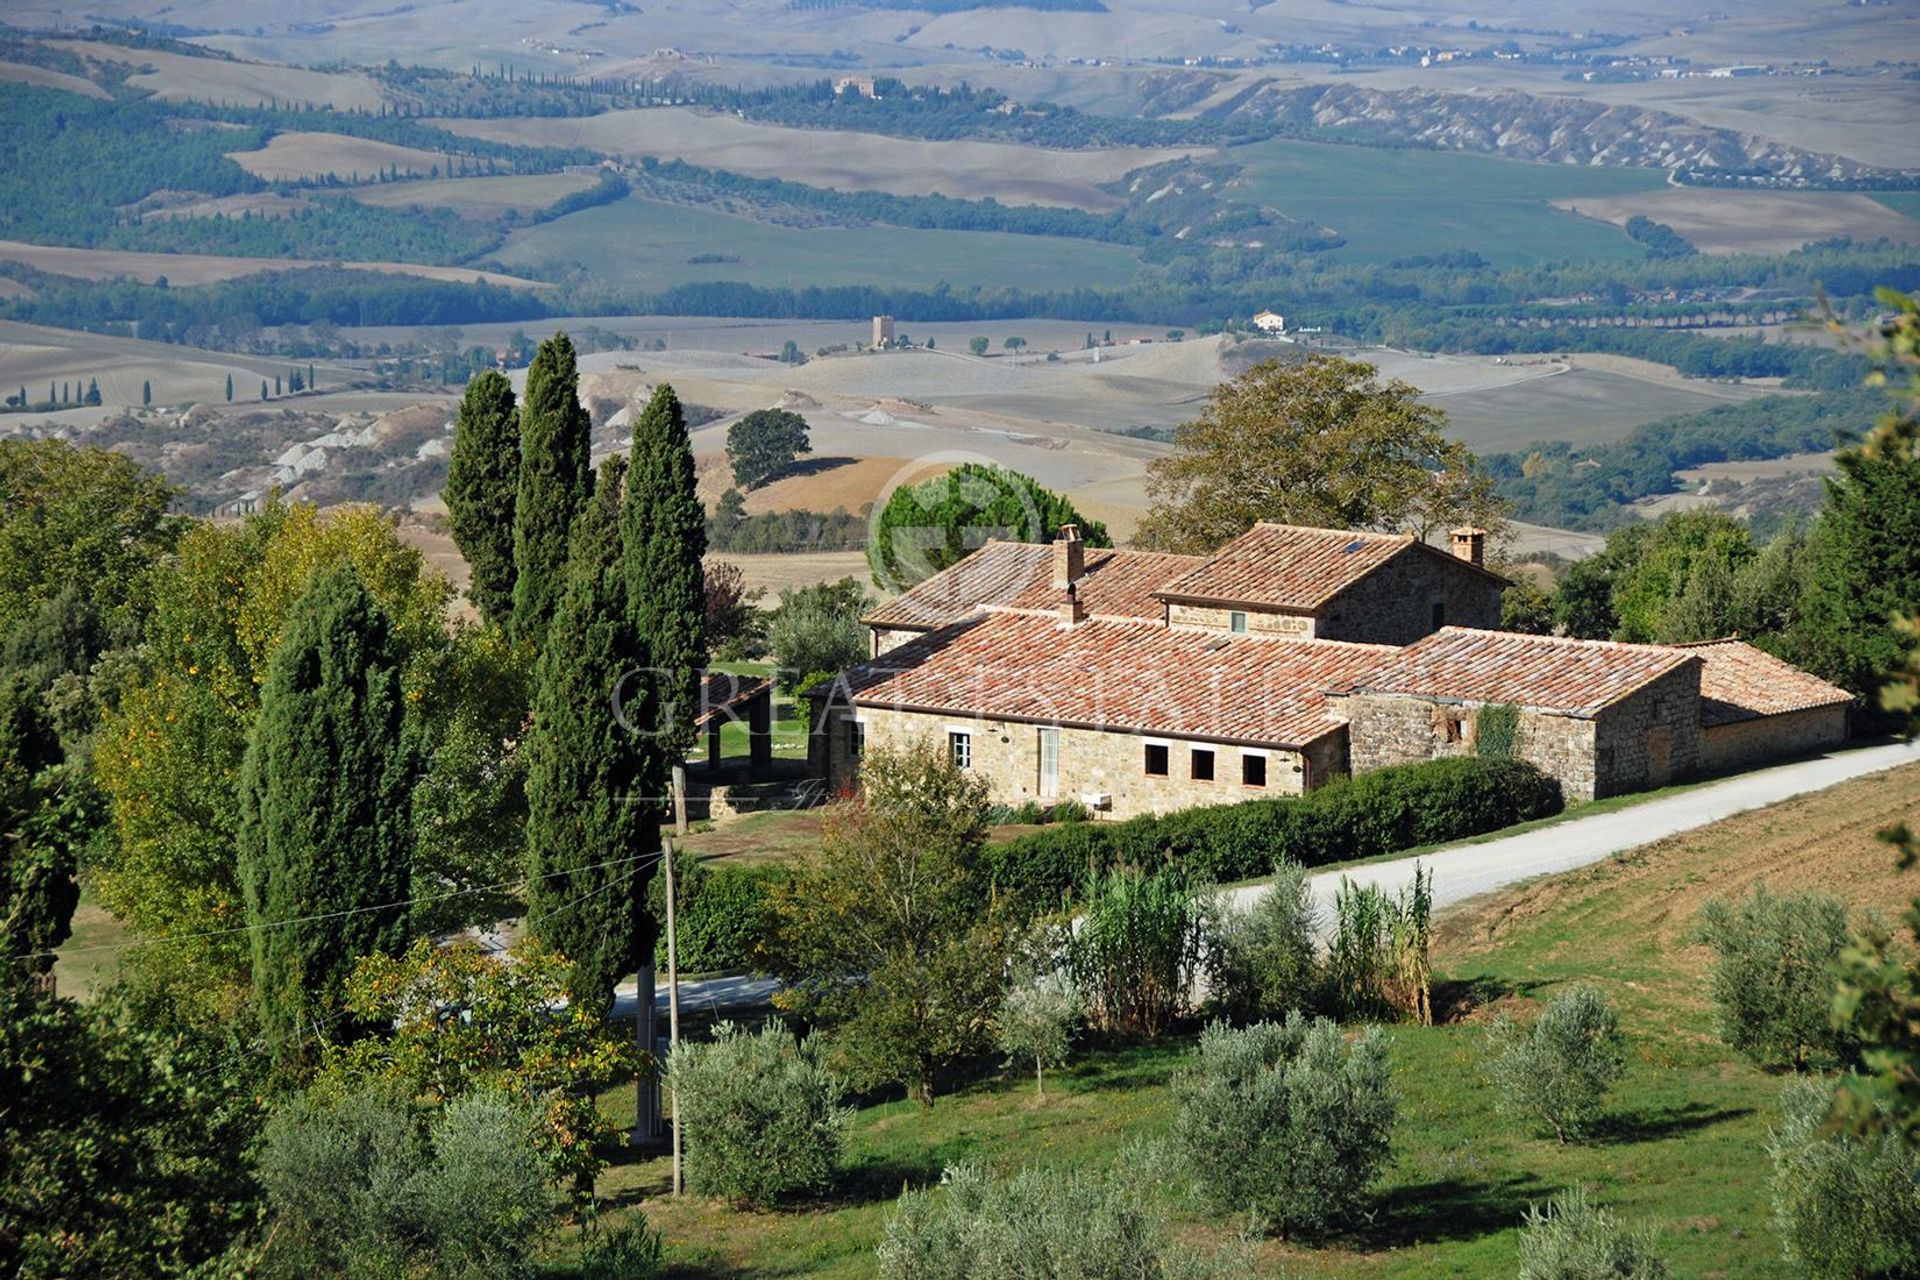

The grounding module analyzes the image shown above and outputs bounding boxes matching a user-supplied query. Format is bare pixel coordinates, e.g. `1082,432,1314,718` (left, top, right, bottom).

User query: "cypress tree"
141,380,151,407
524,459,657,1015
623,382,707,771
237,566,414,1066
509,332,592,646
309,363,316,393
444,369,521,627
275,375,282,395
261,380,268,401
226,373,234,402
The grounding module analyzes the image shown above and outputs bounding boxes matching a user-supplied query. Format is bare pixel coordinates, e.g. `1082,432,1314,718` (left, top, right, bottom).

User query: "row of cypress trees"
238,331,706,1066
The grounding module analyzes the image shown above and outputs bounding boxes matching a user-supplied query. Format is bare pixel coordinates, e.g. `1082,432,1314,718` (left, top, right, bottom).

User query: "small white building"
1252,310,1287,334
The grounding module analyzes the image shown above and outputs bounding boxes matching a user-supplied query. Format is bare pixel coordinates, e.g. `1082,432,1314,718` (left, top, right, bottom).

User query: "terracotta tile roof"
1153,523,1499,612
1345,627,1698,718
833,613,1394,747
1671,639,1854,727
695,671,771,730
862,542,1203,632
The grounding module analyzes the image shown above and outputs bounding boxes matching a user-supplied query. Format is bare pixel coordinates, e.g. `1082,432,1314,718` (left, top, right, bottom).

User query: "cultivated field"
0,58,110,99
350,171,601,219
0,239,550,289
1554,189,1920,256
1227,138,1661,266
43,38,392,111
0,319,361,412
227,131,467,184
1421,362,1775,453
438,108,1208,210
490,194,1142,293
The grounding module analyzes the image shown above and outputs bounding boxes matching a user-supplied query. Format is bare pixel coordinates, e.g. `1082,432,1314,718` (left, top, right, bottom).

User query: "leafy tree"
968,336,989,356
0,677,88,981
1210,858,1320,1022
1165,1014,1396,1238
510,332,592,645
764,577,871,690
1517,1187,1670,1280
869,462,1110,591
1610,510,1752,643
237,565,415,1066
877,1163,1248,1280
1003,336,1026,350
0,438,178,639
94,501,449,986
1695,885,1853,1070
443,368,520,626
1500,574,1557,635
667,1018,851,1207
1768,1079,1920,1280
524,460,657,1017
0,980,267,1278
623,382,707,769
1137,356,1504,554
703,559,763,658
726,407,812,490
328,940,640,1201
994,971,1081,1097
1488,987,1626,1143
771,740,1007,1105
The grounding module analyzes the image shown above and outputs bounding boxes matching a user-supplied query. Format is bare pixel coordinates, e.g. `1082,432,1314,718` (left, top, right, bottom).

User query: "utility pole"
666,763,687,1194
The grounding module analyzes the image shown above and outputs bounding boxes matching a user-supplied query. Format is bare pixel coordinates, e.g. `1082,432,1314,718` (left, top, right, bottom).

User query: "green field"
1872,192,1920,220
1228,140,1666,266
490,195,1144,292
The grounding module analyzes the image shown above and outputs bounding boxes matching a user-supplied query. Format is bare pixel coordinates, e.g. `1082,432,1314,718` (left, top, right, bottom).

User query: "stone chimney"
1449,526,1487,568
1061,581,1086,628
1052,524,1085,590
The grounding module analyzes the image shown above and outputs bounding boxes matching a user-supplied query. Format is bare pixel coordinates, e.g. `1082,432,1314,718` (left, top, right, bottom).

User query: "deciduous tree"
726,407,812,491
869,463,1109,590
1136,356,1504,554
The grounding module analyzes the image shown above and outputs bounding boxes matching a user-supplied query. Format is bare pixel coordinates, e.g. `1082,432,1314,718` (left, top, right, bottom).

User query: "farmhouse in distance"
809,523,1851,816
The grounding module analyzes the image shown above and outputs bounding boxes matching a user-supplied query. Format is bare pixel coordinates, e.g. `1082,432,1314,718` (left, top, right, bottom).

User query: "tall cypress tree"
623,382,707,772
444,370,521,627
524,458,658,1015
225,373,233,402
237,566,414,1064
510,332,592,646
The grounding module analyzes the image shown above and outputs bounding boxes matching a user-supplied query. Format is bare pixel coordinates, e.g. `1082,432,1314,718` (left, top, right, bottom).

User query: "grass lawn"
49,891,129,1000
570,761,1920,1278
491,194,1144,294
1227,139,1663,267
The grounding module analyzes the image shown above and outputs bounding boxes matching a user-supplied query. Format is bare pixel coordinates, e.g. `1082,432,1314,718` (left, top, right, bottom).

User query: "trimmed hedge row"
652,858,786,975
982,757,1564,915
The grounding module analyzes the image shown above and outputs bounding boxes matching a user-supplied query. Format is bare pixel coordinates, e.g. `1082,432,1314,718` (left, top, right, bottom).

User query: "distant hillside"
1209,82,1915,189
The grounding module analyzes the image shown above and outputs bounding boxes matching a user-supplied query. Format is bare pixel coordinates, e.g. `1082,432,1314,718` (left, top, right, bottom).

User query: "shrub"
1767,1079,1920,1279
667,1018,851,1207
1166,1014,1396,1238
996,970,1083,1096
1476,702,1520,759
580,1217,664,1280
876,1162,1246,1280
651,854,782,974
765,577,869,688
1066,866,1212,1038
1209,858,1320,1021
1694,885,1854,1068
1049,797,1091,823
1517,1186,1669,1280
984,758,1561,916
1488,987,1626,1143
1330,866,1433,1024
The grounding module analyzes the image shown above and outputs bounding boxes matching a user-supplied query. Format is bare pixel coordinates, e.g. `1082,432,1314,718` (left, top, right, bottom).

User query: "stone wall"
1318,548,1504,646
1702,705,1848,774
1167,602,1316,637
1591,664,1703,798
1331,692,1598,798
816,703,1321,820
869,626,925,657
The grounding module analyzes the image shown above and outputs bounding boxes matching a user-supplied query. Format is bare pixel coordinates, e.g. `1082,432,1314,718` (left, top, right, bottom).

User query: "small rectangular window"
1229,610,1249,634
1190,748,1215,781
1431,601,1447,631
1144,743,1169,777
949,730,971,770
1242,753,1267,788
847,720,865,759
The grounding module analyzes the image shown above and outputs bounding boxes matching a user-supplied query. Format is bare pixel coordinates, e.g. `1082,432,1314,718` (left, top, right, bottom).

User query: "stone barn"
1676,639,1852,773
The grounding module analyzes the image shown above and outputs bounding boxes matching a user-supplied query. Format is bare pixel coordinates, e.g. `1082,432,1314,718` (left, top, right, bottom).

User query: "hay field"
0,59,110,99
1553,189,1920,256
0,319,356,410
492,194,1140,293
44,38,390,112
350,171,600,219
227,132,462,184
0,240,550,290
438,108,1207,210
1422,364,1773,454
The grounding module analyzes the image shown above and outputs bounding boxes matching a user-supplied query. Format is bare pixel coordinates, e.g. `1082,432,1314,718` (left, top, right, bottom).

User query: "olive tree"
1487,987,1627,1143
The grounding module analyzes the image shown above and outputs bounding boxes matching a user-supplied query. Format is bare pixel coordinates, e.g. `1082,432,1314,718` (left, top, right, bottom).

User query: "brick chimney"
1449,526,1487,568
1061,581,1086,628
1052,524,1085,590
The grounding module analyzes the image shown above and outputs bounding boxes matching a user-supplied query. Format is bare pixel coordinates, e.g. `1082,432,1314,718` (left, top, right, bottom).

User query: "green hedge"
651,858,787,975
983,758,1564,915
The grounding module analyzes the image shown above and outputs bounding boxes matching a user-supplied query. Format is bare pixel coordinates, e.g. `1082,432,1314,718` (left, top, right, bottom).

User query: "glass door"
1037,727,1060,799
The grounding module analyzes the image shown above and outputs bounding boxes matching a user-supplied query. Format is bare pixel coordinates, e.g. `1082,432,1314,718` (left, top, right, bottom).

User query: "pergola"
693,671,774,778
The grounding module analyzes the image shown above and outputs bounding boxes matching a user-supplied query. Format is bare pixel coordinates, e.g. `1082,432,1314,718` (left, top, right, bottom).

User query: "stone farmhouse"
807,524,1851,816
